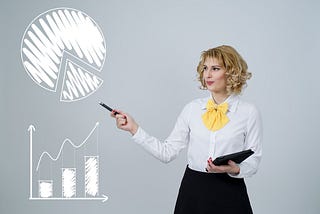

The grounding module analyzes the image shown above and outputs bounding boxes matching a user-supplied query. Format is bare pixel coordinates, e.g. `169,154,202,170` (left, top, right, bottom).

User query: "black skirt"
174,166,253,214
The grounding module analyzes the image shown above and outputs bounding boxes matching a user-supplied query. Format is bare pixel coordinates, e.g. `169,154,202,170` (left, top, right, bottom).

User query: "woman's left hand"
206,157,240,175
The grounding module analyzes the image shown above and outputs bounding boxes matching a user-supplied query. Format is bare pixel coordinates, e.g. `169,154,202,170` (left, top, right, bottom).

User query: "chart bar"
62,168,76,198
85,156,99,197
38,180,53,198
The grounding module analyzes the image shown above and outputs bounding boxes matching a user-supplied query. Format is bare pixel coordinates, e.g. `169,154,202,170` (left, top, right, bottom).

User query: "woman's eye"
203,66,207,71
213,67,220,71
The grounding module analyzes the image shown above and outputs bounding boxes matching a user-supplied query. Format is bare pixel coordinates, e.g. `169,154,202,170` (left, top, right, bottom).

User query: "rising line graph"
35,122,99,171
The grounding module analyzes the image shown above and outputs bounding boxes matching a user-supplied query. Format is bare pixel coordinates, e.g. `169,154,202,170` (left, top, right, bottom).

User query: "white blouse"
132,94,263,178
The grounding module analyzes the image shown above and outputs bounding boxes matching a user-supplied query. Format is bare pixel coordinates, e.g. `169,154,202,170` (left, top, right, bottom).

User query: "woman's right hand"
110,110,139,135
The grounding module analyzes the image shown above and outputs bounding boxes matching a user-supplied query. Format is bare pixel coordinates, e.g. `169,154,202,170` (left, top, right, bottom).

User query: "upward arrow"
28,125,35,138
28,125,35,199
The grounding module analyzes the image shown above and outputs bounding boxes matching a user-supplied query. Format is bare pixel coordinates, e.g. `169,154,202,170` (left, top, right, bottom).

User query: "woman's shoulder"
237,97,261,117
238,98,257,109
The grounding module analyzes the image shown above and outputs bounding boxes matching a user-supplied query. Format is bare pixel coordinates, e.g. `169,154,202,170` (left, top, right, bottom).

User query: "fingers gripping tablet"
212,149,254,166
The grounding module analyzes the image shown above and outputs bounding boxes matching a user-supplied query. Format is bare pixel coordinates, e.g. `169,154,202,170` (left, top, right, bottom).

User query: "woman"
111,45,262,214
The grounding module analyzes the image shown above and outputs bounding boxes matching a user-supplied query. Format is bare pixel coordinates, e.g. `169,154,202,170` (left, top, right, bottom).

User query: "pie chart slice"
61,60,103,102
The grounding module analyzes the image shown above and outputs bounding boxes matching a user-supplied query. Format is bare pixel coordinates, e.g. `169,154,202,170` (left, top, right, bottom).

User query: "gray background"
1,0,319,213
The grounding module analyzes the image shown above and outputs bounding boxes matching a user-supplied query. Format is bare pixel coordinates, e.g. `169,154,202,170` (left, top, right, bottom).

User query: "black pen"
99,102,119,115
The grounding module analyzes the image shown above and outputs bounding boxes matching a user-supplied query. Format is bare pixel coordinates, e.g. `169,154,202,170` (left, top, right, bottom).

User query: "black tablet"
212,149,254,166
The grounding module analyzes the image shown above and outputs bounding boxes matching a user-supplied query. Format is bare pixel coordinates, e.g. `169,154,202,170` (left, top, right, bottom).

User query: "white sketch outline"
84,156,99,197
21,7,106,101
38,180,53,198
60,59,103,102
29,196,108,202
28,123,108,202
28,125,35,199
35,122,99,171
62,168,77,198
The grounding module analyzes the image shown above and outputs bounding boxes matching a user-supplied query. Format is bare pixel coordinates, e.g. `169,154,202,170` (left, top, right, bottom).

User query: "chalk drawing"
60,60,103,102
62,168,76,198
85,156,99,197
21,8,106,102
38,180,53,198
28,123,108,202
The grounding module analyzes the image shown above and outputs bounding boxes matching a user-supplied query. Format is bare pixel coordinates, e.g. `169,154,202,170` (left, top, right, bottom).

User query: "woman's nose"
204,71,212,78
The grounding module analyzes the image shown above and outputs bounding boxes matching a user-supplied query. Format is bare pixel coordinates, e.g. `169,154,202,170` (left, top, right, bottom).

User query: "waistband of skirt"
186,165,244,181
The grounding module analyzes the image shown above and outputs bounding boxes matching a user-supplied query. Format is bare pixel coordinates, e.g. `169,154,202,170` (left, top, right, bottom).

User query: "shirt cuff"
228,164,244,178
131,126,147,145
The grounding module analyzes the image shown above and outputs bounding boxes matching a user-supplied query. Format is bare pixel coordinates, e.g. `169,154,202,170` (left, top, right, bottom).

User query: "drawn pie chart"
21,8,106,102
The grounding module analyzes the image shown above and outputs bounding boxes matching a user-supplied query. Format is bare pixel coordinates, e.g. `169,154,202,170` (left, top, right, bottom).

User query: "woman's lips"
206,81,214,86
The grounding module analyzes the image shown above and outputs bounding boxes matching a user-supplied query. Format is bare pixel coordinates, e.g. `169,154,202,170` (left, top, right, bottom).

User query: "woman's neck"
211,92,229,104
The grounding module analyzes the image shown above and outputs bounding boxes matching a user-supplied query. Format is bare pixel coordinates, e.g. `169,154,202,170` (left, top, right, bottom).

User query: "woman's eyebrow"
204,63,221,67
211,65,222,67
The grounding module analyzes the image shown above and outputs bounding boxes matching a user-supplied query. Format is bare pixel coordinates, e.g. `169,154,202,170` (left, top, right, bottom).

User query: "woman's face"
202,57,227,95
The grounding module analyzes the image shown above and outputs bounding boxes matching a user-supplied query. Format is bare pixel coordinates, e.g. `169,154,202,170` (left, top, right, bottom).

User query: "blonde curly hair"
197,45,252,95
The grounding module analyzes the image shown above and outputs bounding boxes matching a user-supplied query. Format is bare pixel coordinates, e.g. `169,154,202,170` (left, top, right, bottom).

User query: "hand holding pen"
99,102,139,135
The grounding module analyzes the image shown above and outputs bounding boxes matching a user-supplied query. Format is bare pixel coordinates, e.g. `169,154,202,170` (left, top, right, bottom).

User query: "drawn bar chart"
28,123,108,202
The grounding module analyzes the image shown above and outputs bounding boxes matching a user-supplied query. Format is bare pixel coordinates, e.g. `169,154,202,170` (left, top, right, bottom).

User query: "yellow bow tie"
202,99,229,131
